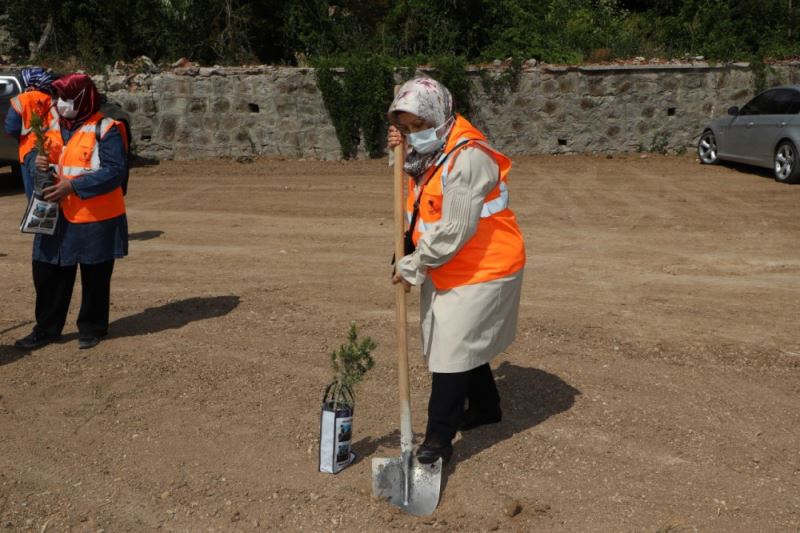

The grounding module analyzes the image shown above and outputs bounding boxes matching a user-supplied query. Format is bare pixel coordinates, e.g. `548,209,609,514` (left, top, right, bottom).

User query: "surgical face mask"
57,98,78,119
407,127,444,154
406,116,454,154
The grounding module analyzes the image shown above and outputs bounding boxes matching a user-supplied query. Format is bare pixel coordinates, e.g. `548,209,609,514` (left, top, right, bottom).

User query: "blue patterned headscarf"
21,67,55,92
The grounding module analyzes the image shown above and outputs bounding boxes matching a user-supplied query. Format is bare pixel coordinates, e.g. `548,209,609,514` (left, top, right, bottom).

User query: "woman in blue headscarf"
3,67,59,198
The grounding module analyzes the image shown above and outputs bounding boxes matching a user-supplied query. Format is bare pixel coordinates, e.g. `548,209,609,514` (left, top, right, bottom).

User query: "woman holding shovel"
387,77,525,465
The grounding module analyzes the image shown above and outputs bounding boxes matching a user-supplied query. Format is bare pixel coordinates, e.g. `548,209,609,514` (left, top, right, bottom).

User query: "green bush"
315,54,394,159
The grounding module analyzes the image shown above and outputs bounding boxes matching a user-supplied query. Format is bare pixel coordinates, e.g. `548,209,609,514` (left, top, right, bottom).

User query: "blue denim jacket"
32,124,129,265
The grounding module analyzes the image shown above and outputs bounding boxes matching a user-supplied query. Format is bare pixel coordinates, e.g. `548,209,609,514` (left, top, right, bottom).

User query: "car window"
776,89,800,115
0,79,16,98
788,97,800,115
740,91,777,115
772,89,800,114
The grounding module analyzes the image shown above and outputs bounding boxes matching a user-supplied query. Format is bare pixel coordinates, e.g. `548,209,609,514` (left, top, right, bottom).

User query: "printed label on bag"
319,404,355,474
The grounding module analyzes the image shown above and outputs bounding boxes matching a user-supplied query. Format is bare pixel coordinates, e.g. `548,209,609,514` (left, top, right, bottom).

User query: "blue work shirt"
32,123,129,266
3,104,22,139
4,105,36,197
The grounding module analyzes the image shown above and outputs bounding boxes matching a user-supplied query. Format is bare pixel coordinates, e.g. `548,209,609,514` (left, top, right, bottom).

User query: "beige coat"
396,146,524,373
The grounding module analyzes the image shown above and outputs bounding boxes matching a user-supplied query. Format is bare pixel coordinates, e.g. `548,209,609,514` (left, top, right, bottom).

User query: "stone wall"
95,66,340,160
87,62,800,160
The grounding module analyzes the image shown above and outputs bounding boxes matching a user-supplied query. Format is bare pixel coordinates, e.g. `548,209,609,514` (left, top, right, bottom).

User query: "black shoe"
459,407,502,431
415,440,453,465
14,331,60,350
78,336,100,350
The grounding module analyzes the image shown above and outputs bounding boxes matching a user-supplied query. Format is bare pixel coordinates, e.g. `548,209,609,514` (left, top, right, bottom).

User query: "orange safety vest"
9,90,62,163
406,115,525,290
58,112,127,223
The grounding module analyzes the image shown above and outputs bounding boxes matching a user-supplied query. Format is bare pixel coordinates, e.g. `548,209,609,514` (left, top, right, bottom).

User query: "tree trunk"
29,16,54,61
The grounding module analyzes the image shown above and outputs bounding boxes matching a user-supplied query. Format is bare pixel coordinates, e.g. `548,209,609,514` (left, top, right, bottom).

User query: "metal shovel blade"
372,453,443,516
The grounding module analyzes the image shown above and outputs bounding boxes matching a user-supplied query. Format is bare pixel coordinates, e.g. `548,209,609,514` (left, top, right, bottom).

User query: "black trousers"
426,363,501,444
32,259,115,338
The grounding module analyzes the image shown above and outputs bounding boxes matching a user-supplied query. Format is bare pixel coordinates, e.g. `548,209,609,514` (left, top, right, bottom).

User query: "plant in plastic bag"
327,324,376,410
29,101,56,194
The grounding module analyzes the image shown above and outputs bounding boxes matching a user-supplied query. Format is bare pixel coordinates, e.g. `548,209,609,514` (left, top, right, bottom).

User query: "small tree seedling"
327,324,376,410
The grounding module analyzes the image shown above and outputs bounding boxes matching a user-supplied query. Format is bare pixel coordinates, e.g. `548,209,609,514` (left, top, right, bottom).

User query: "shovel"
371,113,443,516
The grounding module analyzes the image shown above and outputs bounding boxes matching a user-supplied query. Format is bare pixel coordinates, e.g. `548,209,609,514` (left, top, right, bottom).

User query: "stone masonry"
82,62,800,161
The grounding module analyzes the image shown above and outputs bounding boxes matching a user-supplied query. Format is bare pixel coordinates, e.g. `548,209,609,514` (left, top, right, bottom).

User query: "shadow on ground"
110,295,240,339
0,344,30,366
130,155,160,168
129,230,164,241
450,361,581,464
718,161,796,183
351,429,401,466
361,361,580,501
0,321,36,366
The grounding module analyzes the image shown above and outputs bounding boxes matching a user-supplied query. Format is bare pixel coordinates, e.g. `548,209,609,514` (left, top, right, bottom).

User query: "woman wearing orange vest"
14,74,128,351
388,78,525,465
3,67,60,198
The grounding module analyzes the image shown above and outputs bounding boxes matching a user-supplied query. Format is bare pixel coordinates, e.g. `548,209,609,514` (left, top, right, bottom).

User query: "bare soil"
1,154,799,532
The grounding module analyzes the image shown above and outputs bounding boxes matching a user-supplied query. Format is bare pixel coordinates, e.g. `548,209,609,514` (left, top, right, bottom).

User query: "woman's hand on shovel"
392,273,412,293
388,125,404,149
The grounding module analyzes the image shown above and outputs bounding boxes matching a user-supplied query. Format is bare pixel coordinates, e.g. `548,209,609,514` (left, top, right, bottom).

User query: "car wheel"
697,130,718,164
774,140,800,183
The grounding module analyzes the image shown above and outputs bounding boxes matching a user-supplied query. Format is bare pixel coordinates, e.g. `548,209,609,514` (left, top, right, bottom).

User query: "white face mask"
57,98,78,119
406,116,454,154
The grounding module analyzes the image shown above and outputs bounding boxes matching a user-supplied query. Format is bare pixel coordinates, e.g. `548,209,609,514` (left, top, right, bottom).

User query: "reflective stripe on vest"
10,96,22,114
404,114,525,290
409,137,510,236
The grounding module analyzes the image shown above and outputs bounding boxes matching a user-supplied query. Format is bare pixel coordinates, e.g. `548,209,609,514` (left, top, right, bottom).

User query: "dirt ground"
0,153,798,532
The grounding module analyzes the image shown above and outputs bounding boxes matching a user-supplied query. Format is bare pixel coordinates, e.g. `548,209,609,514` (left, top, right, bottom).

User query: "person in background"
3,67,61,198
387,77,526,465
14,73,129,351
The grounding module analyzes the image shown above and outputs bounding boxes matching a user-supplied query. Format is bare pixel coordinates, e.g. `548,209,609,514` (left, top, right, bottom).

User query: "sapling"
29,101,55,193
327,324,376,410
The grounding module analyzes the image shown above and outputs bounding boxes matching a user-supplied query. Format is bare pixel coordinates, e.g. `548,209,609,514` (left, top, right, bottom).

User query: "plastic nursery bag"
20,194,59,235
319,383,356,474
20,167,59,235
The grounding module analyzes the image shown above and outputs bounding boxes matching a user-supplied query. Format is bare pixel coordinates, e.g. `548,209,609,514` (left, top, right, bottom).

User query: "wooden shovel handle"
393,95,413,454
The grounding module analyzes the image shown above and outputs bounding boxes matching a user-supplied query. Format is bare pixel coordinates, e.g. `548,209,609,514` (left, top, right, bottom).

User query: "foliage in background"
315,55,394,159
429,55,473,117
5,0,800,156
480,57,524,104
4,0,800,68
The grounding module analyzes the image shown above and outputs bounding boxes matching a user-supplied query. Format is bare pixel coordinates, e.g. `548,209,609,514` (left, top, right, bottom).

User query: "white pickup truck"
0,70,23,180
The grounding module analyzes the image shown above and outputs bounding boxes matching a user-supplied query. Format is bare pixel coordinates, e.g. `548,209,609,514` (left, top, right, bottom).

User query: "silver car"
698,85,800,183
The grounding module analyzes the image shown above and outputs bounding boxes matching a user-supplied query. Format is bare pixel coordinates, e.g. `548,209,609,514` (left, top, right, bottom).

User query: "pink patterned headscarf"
388,77,454,128
388,77,455,178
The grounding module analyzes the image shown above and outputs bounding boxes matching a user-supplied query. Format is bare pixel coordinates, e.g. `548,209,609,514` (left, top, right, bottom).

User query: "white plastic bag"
319,383,356,474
